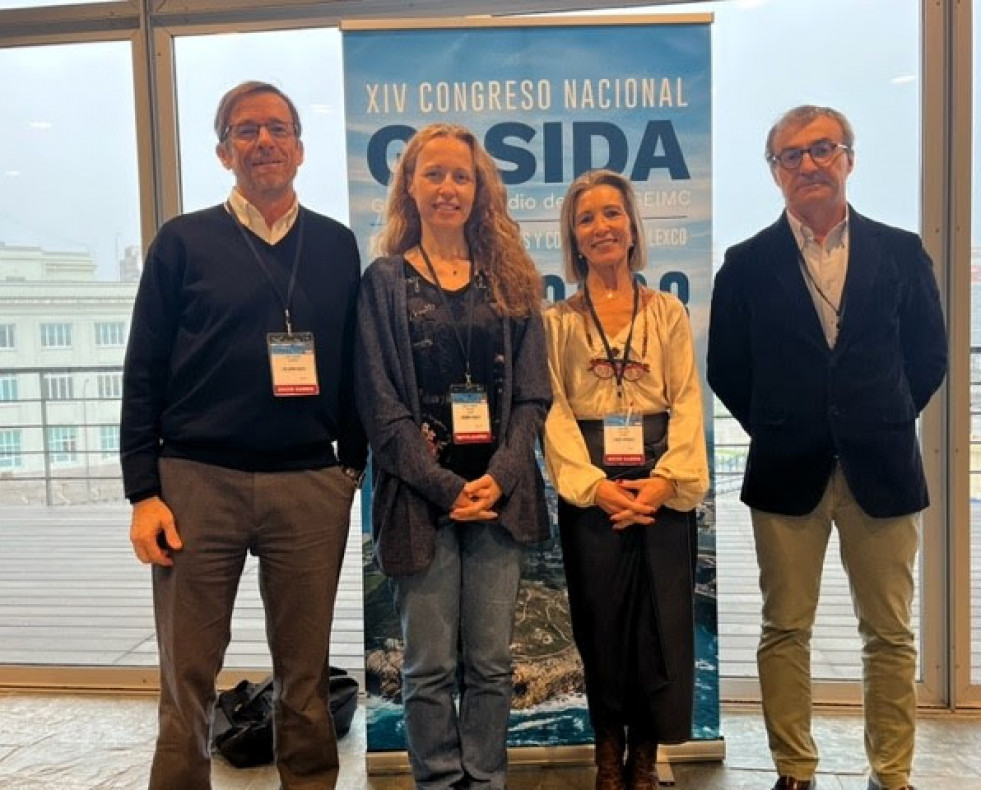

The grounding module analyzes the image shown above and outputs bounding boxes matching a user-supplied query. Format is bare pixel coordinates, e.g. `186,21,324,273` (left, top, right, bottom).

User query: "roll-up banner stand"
342,13,721,775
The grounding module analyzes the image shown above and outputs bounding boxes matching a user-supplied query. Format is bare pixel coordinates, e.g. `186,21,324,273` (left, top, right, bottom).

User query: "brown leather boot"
625,738,658,790
594,728,627,790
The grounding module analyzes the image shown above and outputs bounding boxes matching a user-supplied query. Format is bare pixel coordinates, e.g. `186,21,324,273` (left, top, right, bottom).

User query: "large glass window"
0,37,141,669
0,0,964,707
174,28,349,223
654,0,921,688
0,42,140,280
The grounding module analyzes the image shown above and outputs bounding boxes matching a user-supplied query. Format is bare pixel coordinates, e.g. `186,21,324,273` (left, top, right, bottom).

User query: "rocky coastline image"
363,537,586,709
361,469,720,749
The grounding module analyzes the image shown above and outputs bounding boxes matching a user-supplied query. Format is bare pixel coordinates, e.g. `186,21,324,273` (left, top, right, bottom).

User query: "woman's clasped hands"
450,473,503,522
594,476,675,530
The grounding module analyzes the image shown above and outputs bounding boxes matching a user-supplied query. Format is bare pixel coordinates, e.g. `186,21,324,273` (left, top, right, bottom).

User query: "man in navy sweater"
121,81,365,789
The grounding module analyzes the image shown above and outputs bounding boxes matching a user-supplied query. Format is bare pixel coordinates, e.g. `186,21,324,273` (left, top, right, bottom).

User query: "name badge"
603,413,645,466
450,384,492,444
267,332,319,397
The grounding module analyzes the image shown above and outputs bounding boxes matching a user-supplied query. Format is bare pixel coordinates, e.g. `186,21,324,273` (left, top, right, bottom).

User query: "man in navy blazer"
707,106,946,790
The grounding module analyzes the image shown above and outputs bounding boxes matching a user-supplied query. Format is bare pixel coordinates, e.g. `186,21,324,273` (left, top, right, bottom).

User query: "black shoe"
773,778,814,790
867,781,914,790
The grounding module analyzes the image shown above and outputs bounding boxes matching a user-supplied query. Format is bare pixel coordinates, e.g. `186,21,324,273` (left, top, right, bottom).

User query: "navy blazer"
706,208,947,518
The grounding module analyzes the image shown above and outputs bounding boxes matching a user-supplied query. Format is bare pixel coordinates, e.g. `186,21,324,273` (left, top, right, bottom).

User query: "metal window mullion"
946,0,978,708
0,1,140,46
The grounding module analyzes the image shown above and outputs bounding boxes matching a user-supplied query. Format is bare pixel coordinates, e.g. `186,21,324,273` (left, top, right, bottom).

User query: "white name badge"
450,384,492,444
267,332,320,397
603,413,645,466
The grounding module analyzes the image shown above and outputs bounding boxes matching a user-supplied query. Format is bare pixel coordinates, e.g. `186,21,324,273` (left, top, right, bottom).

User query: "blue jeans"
391,521,522,790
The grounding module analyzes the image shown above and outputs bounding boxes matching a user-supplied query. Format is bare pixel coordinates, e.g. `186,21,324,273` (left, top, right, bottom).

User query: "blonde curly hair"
379,123,542,317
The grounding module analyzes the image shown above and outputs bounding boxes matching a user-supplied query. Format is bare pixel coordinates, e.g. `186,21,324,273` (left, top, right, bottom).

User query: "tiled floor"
0,693,979,789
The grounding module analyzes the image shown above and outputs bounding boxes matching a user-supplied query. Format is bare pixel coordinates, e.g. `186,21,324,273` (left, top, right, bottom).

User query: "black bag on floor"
211,666,359,768
328,665,359,738
211,677,274,768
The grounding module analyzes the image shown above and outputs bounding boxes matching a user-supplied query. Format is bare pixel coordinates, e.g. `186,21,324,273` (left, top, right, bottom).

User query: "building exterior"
0,242,137,504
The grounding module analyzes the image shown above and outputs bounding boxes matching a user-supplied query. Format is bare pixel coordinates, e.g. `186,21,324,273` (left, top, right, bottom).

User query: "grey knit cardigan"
355,255,553,577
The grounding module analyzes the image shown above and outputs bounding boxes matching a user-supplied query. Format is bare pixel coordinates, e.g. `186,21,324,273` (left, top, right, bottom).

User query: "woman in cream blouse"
543,169,708,790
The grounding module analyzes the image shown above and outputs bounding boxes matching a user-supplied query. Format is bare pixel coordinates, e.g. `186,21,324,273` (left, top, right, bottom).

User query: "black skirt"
559,413,696,742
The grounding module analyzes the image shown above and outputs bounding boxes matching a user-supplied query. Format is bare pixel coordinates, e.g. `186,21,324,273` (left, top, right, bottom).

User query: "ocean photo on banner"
342,14,718,752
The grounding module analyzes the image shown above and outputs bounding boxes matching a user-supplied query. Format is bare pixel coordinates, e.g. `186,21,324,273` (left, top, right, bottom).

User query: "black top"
404,261,504,480
120,204,367,503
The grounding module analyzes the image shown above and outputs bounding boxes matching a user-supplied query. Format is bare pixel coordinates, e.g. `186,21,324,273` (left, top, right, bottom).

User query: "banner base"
367,738,726,775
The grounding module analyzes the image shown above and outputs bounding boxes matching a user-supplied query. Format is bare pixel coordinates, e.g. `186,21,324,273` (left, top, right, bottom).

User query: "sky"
0,0,923,282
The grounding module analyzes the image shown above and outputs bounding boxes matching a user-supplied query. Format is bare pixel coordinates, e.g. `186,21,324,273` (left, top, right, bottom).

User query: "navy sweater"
121,205,366,502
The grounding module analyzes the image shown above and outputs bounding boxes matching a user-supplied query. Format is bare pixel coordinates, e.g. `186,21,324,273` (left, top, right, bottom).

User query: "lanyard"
583,276,640,396
798,254,845,334
418,244,478,385
227,204,305,333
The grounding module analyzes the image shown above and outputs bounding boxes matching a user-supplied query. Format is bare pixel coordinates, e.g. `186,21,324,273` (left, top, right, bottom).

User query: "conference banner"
342,14,718,762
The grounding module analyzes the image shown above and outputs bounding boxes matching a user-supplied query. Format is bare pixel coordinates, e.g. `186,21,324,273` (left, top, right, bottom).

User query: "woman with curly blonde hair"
355,122,551,789
380,122,542,316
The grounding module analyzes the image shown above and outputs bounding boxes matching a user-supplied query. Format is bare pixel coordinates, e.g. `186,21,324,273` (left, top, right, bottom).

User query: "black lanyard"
798,254,845,334
418,244,478,385
228,204,305,333
583,276,640,395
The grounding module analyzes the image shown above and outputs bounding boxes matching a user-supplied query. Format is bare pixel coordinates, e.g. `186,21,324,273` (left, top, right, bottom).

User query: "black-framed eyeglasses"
223,121,297,143
588,357,650,382
767,139,852,170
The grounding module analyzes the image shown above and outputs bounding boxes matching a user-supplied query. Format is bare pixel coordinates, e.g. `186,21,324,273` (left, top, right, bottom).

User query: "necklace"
418,246,466,277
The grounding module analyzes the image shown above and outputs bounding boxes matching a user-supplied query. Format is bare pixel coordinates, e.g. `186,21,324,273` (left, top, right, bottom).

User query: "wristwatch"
340,466,365,489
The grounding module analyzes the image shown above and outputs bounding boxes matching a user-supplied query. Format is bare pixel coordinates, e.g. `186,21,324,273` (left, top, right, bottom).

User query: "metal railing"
0,366,124,506
2,359,978,506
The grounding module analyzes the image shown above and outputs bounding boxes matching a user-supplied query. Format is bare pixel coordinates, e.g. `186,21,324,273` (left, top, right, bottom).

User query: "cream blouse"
543,288,709,511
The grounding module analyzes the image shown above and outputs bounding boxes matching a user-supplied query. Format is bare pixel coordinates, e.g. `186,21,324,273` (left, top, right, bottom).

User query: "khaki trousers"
752,465,918,789
149,457,355,790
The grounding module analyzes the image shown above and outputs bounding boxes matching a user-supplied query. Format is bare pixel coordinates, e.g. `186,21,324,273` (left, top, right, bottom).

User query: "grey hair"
765,105,854,164
559,169,647,284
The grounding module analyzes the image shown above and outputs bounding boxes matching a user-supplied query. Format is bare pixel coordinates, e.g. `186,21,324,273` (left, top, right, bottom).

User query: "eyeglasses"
767,139,852,170
223,121,297,142
588,357,650,382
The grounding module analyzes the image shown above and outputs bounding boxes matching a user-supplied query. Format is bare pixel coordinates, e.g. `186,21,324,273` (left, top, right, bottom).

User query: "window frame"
45,424,78,465
0,0,971,710
94,321,126,347
39,323,73,349
42,372,74,401
0,324,15,350
0,428,22,470
0,374,18,402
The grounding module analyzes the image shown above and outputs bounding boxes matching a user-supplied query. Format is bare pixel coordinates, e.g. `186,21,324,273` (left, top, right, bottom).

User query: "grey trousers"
148,457,356,790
